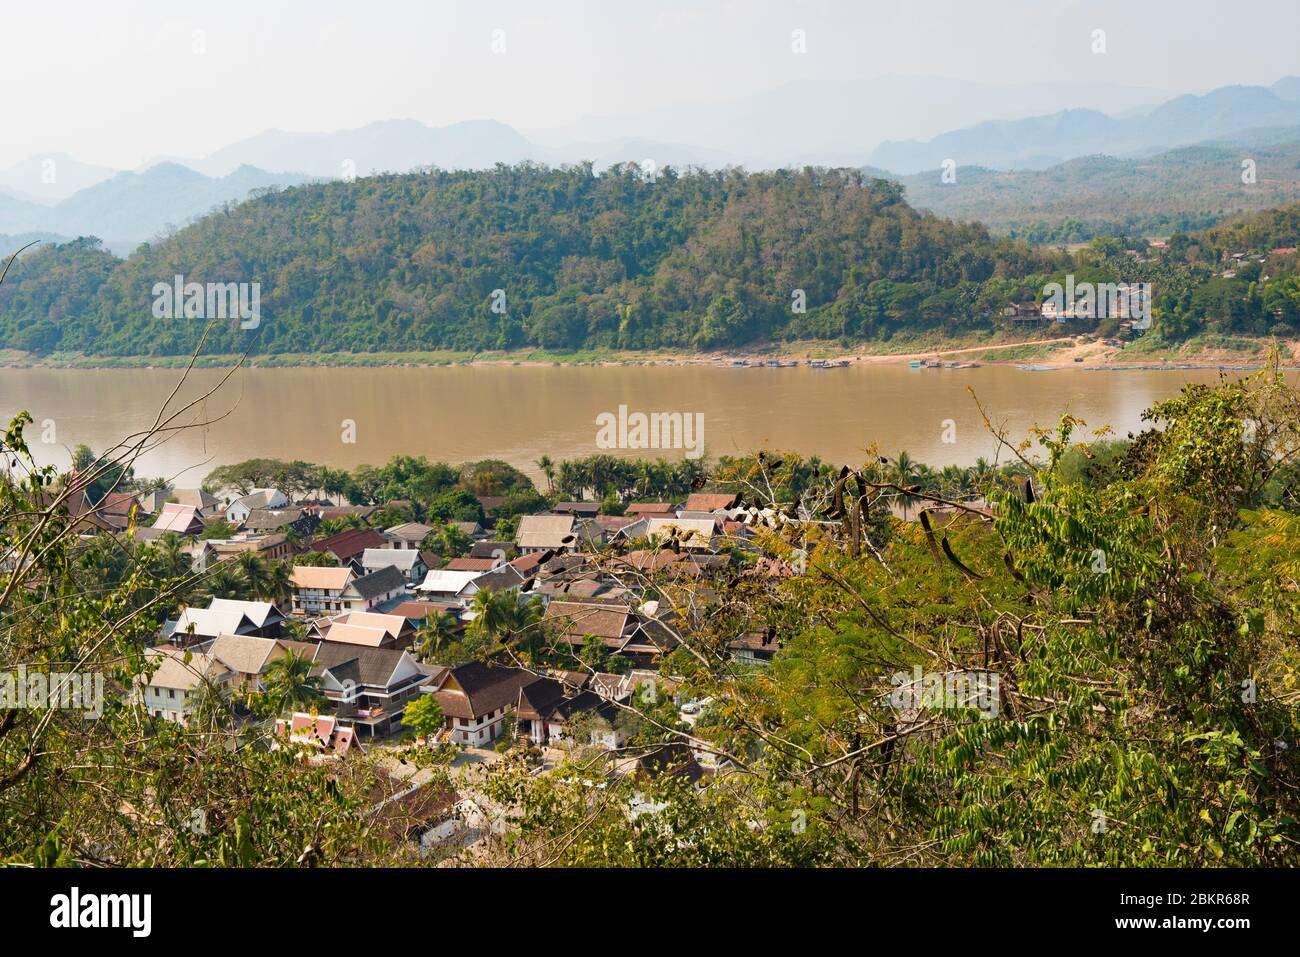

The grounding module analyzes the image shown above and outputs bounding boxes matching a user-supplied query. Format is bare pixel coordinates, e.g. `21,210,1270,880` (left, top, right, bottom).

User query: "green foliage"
402,694,446,741
0,165,1066,356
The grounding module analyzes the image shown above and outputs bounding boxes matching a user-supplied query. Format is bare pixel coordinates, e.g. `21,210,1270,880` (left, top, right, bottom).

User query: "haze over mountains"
866,80,1300,173
2,74,1298,254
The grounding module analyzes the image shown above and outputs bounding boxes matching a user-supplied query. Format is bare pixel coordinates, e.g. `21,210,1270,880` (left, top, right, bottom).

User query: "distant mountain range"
866,81,1300,173
886,136,1300,242
0,153,119,204
0,164,313,254
3,75,1300,251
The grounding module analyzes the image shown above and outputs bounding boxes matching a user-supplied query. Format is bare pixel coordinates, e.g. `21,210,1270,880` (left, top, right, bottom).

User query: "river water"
0,363,1239,484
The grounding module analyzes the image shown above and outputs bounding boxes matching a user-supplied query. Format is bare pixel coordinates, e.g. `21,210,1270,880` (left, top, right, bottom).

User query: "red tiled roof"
314,527,388,561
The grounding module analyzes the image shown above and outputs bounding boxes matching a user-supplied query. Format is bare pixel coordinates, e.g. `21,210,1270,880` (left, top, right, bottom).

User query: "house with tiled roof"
444,556,503,573
274,712,363,757
625,502,676,516
204,634,318,692
382,522,435,550
515,514,603,554
136,648,234,724
152,502,206,536
165,598,287,647
469,540,513,560
224,488,289,525
338,565,407,613
91,491,143,531
312,527,389,566
361,547,428,584
430,661,542,747
240,507,319,537
552,501,600,518
312,643,432,737
290,565,355,615
314,611,414,650
542,599,679,664
683,492,739,513
514,675,619,746
199,533,294,565
644,517,717,552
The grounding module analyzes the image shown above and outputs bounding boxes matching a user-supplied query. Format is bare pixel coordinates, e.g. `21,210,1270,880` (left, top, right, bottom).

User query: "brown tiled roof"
445,557,499,571
313,505,380,521
592,514,639,533
242,507,306,531
314,528,388,562
543,600,631,642
389,600,460,621
470,540,513,559
625,503,673,514
508,552,544,575
434,661,541,719
615,550,694,573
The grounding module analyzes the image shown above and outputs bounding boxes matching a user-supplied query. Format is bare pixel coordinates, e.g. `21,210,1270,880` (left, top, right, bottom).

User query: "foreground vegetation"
4,356,1300,865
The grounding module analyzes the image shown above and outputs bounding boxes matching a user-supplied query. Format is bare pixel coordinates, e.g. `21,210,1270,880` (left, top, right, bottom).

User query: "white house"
290,565,356,615
338,565,407,613
361,548,428,585
431,661,541,747
165,597,287,647
415,569,484,607
137,648,233,724
225,488,289,525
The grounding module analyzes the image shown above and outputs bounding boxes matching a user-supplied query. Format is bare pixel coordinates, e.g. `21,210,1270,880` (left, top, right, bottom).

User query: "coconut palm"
235,552,272,600
263,560,293,605
535,455,556,494
413,611,459,663
467,588,518,645
890,451,921,517
260,650,324,716
202,563,248,601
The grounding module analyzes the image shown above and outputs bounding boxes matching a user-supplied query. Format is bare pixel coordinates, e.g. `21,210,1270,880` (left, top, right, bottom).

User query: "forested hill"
0,164,1066,357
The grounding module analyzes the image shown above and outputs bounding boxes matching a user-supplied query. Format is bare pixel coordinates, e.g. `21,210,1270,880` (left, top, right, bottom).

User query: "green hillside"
0,164,1065,356
2,163,1300,356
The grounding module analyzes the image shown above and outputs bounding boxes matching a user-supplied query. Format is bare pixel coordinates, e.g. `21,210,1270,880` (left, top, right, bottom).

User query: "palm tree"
535,455,556,494
263,560,293,605
890,451,920,517
467,588,517,645
203,563,248,601
939,464,965,500
235,552,272,600
413,611,459,663
260,650,324,716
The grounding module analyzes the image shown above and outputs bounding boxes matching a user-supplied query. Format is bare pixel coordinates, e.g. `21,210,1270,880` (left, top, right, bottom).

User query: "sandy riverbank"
3,335,1296,372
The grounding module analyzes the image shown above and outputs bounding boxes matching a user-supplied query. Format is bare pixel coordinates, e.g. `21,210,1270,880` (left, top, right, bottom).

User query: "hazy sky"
1,0,1297,169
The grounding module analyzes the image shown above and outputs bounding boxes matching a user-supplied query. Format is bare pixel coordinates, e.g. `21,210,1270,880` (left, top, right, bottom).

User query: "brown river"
0,364,1240,484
